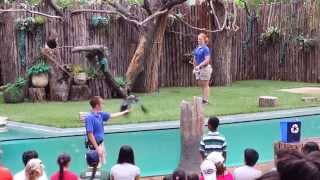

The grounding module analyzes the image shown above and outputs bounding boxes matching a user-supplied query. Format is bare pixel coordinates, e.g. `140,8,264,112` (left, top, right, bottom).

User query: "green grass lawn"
1,80,320,128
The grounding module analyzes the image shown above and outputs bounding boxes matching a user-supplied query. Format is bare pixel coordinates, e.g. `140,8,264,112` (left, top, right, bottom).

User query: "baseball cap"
86,150,99,166
207,152,224,164
200,159,216,180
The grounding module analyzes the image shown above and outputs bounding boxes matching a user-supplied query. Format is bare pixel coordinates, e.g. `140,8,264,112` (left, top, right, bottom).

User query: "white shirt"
110,163,140,180
14,169,48,180
234,165,262,180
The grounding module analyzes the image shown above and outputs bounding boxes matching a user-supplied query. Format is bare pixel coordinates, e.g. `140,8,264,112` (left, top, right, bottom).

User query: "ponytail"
90,165,98,180
57,153,71,180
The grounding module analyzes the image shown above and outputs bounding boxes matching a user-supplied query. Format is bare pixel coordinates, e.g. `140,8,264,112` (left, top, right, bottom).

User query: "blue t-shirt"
194,45,210,65
85,111,111,143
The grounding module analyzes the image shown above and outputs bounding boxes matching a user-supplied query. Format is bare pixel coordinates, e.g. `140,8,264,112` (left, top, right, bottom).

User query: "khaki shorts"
194,65,212,81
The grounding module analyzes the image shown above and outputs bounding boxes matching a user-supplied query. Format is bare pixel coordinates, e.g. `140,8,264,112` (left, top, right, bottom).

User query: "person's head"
276,151,320,180
86,150,99,180
163,175,172,180
302,142,320,155
25,158,44,180
57,153,71,180
89,96,103,111
22,150,39,166
208,117,219,131
187,172,199,180
198,33,209,46
244,148,259,167
117,145,135,165
172,169,186,180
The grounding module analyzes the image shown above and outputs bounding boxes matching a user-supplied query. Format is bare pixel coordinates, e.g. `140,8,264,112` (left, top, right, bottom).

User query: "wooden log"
69,84,90,101
301,97,317,103
28,87,46,102
179,96,204,172
259,96,279,107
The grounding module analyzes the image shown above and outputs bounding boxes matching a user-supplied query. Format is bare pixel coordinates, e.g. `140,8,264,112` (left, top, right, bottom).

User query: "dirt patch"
279,87,320,95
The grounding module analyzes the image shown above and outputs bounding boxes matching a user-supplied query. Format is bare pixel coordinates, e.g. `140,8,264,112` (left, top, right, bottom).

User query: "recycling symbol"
291,124,300,134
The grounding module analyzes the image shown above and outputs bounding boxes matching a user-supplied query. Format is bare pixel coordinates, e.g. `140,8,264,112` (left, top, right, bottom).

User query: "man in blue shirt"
85,96,130,164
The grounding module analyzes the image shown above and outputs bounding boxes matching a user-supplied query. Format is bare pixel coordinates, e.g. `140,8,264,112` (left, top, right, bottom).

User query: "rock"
259,96,279,107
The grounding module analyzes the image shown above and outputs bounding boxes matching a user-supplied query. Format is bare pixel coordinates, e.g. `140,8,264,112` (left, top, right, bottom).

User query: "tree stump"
301,97,317,102
179,97,204,172
259,96,279,107
28,88,46,102
69,85,90,101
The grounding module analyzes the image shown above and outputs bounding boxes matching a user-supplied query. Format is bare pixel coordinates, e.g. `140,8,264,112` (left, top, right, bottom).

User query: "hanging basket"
31,73,49,88
74,72,87,85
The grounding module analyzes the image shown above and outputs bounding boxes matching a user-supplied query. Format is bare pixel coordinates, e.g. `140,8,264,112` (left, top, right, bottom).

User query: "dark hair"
302,142,320,154
57,153,71,180
117,145,135,165
163,175,172,180
256,171,280,180
277,151,320,180
245,148,259,166
208,116,219,131
22,150,39,166
187,172,199,180
90,96,102,108
172,169,186,180
216,162,226,176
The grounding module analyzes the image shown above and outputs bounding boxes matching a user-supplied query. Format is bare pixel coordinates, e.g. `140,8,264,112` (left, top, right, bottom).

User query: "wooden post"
28,88,46,102
179,96,204,172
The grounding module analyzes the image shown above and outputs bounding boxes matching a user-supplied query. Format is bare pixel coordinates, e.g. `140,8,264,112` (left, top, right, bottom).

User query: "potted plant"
72,64,87,85
27,61,50,88
1,77,27,103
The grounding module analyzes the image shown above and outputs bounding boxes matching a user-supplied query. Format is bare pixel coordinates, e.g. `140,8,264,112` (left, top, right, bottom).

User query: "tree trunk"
126,13,168,92
179,96,204,172
28,87,46,102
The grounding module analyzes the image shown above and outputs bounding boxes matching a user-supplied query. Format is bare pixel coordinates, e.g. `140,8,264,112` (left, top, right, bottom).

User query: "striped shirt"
200,131,227,157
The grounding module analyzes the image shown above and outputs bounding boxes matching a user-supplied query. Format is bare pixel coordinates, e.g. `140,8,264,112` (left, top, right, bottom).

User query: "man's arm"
110,109,130,119
87,132,99,150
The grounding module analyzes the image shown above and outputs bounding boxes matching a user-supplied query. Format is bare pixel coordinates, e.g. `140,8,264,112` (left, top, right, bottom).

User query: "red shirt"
217,171,234,180
0,166,13,180
50,170,78,180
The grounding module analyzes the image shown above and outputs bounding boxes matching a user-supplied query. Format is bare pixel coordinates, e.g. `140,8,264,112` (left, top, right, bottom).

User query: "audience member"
200,117,227,160
110,145,140,180
233,148,262,180
25,159,44,180
172,169,186,180
276,150,320,180
50,153,78,180
14,150,48,180
0,149,13,180
80,150,109,180
187,172,199,180
163,175,172,180
256,171,279,180
302,141,320,155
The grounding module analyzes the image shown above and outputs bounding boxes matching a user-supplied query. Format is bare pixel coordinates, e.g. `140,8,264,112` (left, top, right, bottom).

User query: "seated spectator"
200,157,216,180
276,150,320,180
302,141,319,155
172,169,186,180
110,145,140,180
187,172,199,180
25,159,45,180
200,117,227,160
256,171,279,180
80,150,109,180
50,153,78,180
163,175,172,180
200,152,233,180
14,150,48,180
233,148,262,180
0,149,13,180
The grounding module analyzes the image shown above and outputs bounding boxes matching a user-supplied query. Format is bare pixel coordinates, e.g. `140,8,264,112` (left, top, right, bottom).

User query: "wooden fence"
0,0,319,98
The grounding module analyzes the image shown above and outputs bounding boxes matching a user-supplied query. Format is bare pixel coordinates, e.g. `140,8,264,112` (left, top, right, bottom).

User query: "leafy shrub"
27,61,50,77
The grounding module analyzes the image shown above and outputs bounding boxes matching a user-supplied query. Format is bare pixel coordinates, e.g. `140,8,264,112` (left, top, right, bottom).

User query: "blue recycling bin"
280,119,301,143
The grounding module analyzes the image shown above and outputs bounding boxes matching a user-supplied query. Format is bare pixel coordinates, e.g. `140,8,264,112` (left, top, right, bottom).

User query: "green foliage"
71,64,85,75
27,61,50,77
114,76,127,88
34,16,46,26
56,0,73,8
127,0,143,5
2,77,27,97
295,34,316,52
260,26,281,45
86,67,104,79
16,17,35,31
91,16,110,28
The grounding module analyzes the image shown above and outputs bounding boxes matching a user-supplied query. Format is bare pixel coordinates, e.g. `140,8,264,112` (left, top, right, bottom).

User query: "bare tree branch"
107,1,139,21
209,0,221,30
161,0,187,10
232,1,239,31
140,9,168,25
0,9,63,19
46,0,64,17
143,0,152,16
173,14,223,33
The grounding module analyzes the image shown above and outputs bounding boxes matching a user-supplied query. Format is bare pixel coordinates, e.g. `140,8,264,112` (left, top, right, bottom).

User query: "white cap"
207,152,224,164
200,159,216,180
